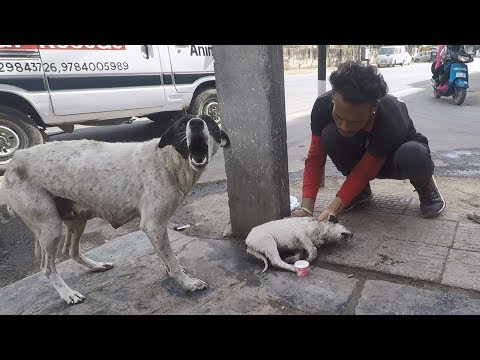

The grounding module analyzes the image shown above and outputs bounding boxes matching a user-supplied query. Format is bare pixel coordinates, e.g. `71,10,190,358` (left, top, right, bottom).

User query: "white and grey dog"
245,215,353,273
0,114,230,304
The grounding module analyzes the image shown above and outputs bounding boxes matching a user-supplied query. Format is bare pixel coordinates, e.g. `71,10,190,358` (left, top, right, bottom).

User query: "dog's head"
314,215,353,245
158,114,230,172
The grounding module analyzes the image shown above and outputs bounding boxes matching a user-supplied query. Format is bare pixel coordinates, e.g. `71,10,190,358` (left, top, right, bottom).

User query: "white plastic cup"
294,260,309,277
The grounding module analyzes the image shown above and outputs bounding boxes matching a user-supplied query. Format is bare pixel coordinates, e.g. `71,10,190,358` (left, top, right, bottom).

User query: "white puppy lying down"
245,215,353,273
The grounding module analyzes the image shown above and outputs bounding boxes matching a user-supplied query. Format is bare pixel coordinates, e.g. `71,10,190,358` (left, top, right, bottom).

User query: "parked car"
414,51,437,62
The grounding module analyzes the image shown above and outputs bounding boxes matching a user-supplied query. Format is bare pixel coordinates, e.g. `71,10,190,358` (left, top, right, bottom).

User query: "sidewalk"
2,182,480,315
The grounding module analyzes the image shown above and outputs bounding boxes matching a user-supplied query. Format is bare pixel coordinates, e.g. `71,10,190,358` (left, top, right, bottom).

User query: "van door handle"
141,45,150,59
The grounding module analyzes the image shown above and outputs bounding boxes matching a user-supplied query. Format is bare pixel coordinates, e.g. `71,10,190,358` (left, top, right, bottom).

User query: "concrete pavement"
2,187,480,315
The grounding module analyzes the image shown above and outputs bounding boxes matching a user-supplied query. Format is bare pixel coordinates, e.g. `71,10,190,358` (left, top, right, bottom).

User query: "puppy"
0,114,230,304
245,215,352,273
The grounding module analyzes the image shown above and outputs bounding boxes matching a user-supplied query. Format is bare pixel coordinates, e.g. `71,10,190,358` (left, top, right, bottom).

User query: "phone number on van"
0,61,130,73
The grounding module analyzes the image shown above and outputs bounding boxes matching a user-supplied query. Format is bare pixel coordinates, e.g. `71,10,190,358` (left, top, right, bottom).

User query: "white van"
0,45,218,169
376,45,409,67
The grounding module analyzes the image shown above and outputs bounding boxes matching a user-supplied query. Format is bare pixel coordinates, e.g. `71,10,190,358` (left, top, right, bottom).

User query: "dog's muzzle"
342,232,353,241
187,118,209,171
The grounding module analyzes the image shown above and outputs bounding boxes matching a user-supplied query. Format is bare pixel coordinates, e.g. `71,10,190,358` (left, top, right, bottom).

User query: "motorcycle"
430,50,473,105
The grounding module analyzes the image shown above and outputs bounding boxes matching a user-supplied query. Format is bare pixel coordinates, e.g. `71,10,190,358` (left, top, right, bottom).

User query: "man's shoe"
414,176,446,218
343,184,373,212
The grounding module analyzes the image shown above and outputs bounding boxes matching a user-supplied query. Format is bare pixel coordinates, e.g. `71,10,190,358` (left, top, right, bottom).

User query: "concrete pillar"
212,45,290,238
318,45,327,95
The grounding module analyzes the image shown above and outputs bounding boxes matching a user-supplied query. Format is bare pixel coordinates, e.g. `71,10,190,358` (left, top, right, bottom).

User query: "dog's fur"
0,114,230,304
245,215,353,273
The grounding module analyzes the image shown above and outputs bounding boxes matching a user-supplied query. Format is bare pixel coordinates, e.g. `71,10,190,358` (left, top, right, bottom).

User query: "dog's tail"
246,247,269,273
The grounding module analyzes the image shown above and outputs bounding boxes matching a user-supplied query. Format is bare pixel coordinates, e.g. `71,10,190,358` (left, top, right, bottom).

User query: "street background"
2,60,480,314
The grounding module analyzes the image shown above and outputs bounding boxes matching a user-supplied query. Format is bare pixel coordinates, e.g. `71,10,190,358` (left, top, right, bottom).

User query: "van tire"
0,105,44,169
190,88,220,124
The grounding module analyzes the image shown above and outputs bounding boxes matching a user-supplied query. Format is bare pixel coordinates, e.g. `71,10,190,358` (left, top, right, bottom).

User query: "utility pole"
212,45,290,238
318,45,327,95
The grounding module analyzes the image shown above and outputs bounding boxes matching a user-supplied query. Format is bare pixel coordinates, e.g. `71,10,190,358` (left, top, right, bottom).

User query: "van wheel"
0,105,44,170
190,88,220,124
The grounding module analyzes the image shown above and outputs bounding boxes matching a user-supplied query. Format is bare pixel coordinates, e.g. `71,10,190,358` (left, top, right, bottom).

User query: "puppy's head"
319,215,353,244
158,114,230,172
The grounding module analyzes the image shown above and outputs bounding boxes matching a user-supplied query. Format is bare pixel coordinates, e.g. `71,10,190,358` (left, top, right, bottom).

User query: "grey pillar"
318,45,327,95
212,45,290,238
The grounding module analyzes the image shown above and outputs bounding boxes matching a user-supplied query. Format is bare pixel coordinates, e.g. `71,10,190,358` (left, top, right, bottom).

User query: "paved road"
45,61,480,183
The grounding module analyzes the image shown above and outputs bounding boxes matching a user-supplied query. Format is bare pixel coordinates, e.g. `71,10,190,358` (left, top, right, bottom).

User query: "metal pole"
318,45,327,95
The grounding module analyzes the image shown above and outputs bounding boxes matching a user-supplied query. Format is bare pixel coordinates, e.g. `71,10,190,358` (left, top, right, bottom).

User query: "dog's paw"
183,277,208,291
90,262,114,272
98,262,114,271
62,290,85,304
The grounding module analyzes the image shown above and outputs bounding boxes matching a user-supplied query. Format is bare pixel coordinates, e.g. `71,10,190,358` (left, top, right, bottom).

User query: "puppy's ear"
220,129,230,148
158,126,174,148
328,214,338,224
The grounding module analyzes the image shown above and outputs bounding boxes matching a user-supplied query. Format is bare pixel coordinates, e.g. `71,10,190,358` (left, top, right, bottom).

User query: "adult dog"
0,114,230,304
245,215,352,273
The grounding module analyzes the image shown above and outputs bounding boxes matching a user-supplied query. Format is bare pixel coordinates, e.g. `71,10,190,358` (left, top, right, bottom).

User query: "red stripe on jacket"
302,118,386,206
302,134,326,202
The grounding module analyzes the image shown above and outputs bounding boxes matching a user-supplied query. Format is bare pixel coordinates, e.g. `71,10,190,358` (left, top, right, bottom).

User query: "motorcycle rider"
435,45,466,92
431,45,446,90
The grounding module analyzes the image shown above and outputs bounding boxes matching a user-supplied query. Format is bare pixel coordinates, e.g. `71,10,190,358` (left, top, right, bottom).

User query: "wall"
283,46,379,69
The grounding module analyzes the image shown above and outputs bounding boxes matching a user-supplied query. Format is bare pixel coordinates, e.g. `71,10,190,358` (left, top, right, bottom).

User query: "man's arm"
318,151,386,220
291,134,327,217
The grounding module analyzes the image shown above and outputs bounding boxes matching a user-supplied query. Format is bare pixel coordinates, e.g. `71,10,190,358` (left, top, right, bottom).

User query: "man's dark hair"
329,61,388,104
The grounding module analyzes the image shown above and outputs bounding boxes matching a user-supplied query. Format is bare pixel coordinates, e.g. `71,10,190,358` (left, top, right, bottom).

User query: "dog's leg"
284,251,304,264
10,186,85,304
64,220,113,271
265,250,296,272
251,235,296,273
62,226,72,255
295,233,317,263
141,220,207,291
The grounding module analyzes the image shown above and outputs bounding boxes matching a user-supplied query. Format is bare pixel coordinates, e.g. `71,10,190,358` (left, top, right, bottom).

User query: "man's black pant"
321,123,434,189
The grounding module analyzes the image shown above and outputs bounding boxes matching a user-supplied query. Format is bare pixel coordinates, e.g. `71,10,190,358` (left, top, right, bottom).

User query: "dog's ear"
158,125,174,148
198,114,213,123
220,129,230,148
328,214,338,224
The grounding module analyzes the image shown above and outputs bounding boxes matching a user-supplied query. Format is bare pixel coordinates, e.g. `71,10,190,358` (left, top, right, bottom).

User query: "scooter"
431,51,473,105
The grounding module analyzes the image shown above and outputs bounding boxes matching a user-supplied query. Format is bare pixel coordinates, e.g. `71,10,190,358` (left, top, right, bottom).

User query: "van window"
379,48,395,55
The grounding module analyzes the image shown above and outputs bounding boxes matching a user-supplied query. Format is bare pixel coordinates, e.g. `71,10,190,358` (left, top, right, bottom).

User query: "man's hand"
316,208,337,222
290,198,315,218
291,208,312,217
316,196,345,222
